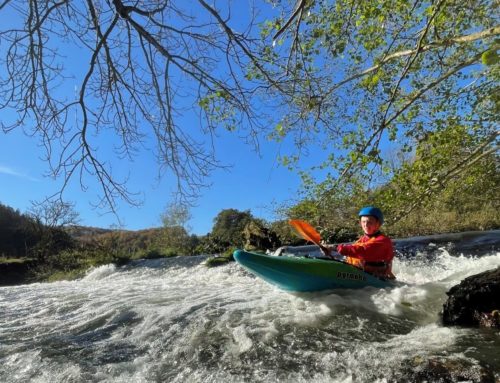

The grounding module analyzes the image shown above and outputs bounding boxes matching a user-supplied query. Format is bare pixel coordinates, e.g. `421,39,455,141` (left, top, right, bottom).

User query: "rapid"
1,231,499,382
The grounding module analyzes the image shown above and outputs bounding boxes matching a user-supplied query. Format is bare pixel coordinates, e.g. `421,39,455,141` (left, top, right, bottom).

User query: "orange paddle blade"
289,219,321,244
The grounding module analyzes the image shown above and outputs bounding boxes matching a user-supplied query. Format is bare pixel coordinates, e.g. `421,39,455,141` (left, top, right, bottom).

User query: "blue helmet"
358,206,384,224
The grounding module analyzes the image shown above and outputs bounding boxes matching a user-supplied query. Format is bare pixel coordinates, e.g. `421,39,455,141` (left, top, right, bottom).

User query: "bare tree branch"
272,0,308,42
0,0,277,213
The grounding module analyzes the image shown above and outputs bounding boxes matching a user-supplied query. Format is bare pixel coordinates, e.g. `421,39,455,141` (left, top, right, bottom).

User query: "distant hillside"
65,225,169,254
64,225,115,240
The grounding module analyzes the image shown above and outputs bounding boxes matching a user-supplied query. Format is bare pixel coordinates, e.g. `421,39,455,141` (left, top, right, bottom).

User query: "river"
1,231,499,382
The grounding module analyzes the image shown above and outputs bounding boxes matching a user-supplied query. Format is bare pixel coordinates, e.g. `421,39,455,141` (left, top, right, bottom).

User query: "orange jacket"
336,232,395,279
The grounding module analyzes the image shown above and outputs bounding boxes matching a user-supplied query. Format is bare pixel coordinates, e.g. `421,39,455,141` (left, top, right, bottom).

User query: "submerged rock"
399,356,496,383
442,266,500,328
205,256,232,268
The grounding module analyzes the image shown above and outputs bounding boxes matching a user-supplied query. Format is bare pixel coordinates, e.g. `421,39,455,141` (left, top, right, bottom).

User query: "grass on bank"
0,256,34,264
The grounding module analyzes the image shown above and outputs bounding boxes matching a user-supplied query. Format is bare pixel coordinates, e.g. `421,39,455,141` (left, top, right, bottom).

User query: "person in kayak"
333,206,395,280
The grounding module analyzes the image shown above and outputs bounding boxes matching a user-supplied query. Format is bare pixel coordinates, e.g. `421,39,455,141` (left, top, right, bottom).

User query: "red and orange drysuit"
336,232,395,280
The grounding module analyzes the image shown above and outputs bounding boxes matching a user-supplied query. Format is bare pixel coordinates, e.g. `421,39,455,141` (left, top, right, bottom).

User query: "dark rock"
442,266,500,328
399,356,495,383
243,221,280,251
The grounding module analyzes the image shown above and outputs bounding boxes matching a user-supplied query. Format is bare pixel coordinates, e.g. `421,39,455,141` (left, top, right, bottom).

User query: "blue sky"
0,2,315,235
0,111,309,235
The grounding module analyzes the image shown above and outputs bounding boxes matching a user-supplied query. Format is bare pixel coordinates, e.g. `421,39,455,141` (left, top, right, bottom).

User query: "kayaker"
333,206,395,280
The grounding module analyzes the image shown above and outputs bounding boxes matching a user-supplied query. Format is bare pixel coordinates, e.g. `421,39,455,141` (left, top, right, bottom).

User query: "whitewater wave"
1,234,499,382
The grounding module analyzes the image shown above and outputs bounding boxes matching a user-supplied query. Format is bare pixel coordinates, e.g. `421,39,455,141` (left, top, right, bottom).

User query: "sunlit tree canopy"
0,0,498,220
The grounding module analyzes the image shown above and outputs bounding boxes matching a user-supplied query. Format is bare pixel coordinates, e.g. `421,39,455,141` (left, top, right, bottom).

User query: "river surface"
1,231,499,382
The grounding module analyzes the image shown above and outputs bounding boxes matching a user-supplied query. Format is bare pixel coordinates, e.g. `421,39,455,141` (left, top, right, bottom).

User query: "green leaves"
275,122,285,137
198,89,237,131
255,0,499,232
482,50,499,66
360,73,380,90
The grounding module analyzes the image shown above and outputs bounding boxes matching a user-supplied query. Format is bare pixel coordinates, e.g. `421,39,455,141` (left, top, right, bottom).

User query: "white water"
1,239,500,382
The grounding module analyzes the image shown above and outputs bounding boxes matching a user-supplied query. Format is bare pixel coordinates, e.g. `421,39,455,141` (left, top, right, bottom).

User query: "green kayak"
233,249,394,292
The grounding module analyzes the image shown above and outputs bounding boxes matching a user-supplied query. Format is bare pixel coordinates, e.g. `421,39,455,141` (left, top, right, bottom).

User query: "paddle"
289,219,332,258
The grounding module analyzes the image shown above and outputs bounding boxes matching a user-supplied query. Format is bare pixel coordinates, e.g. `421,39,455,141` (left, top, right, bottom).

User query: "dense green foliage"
0,203,198,284
0,203,34,258
260,0,498,222
284,125,499,240
278,142,499,242
377,125,500,228
208,209,257,251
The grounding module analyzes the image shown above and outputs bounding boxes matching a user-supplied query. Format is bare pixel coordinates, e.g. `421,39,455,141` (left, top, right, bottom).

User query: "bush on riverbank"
385,200,499,238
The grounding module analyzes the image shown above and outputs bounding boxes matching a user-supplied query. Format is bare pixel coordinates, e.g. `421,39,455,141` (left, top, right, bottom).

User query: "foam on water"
395,247,500,286
1,245,499,382
82,264,118,281
368,249,500,317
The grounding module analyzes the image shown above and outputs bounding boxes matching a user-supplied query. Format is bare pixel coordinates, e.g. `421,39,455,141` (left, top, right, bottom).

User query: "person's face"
359,216,381,235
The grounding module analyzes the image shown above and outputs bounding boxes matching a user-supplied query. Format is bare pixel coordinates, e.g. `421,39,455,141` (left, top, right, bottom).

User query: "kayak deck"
233,249,393,292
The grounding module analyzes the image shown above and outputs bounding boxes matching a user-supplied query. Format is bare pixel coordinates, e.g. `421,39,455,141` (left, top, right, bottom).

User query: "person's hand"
320,244,345,261
317,243,338,259
318,245,331,258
